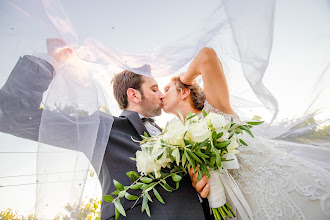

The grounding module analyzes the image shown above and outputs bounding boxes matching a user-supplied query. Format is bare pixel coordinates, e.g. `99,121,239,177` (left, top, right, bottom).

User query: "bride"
161,47,330,219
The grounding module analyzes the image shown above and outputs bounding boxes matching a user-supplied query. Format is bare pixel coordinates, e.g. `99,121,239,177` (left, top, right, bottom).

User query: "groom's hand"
189,167,210,198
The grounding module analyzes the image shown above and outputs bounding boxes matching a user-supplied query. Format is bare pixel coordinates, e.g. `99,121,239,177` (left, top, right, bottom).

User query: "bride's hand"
180,72,196,85
189,167,210,198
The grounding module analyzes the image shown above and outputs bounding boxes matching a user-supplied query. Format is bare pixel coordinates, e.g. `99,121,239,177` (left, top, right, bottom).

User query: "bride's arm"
181,47,234,114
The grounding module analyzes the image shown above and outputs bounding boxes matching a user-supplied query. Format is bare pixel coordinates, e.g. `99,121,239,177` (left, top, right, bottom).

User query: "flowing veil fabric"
0,0,329,219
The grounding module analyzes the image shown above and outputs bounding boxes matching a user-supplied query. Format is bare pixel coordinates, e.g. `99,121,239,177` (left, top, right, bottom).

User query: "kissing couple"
1,38,329,219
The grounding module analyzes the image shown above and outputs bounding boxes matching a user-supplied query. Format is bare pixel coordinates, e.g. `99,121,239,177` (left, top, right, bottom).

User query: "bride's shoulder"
201,100,241,123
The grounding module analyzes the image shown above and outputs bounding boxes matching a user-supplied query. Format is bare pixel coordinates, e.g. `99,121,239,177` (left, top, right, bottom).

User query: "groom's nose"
158,92,164,100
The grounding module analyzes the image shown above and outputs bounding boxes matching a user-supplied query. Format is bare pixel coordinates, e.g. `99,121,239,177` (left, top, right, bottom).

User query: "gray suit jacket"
100,110,207,220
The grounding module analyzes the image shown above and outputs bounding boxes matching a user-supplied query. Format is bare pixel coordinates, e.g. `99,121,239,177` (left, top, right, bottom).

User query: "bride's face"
162,81,181,114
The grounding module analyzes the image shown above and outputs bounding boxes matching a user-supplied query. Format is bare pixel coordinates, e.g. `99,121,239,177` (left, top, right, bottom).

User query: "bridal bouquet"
104,111,263,220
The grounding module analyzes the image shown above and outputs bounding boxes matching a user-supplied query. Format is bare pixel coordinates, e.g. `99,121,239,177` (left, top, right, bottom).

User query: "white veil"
0,0,329,218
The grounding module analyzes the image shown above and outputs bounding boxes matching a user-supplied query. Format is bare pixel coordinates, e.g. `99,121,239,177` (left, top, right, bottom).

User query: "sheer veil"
0,0,329,218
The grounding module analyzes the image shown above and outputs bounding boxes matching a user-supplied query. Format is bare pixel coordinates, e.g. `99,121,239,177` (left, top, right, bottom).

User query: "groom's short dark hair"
112,70,145,109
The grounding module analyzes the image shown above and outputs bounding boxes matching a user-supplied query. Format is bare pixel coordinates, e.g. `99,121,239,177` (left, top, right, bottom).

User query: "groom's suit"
0,55,211,220
101,110,207,220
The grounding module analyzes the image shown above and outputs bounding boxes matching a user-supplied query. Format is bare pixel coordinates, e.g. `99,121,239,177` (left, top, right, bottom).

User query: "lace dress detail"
202,101,330,220
202,100,241,122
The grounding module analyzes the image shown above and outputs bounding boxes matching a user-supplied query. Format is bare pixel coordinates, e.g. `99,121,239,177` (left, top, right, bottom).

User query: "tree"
53,198,100,220
280,116,330,143
0,209,20,220
251,115,329,143
0,209,34,220
0,198,100,220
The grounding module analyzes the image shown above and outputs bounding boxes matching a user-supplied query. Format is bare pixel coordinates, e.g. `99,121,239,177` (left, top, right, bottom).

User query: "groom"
0,39,211,219
102,69,213,219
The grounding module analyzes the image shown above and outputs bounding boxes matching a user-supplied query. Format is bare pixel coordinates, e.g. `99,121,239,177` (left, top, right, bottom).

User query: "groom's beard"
140,95,162,117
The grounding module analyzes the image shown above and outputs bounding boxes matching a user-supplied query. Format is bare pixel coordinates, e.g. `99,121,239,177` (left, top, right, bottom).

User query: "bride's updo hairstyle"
172,76,205,110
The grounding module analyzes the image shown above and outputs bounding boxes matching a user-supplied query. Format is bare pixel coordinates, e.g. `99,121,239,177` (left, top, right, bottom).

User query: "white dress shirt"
138,114,162,136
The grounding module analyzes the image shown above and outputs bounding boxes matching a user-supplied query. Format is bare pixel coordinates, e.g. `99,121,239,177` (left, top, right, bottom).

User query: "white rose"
204,112,226,130
227,135,239,154
163,118,187,145
136,150,161,176
185,121,211,143
167,118,184,130
152,136,163,148
150,136,164,158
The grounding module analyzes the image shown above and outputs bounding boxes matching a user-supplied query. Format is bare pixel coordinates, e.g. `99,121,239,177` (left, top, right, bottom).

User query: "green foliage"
0,199,100,220
239,139,248,146
99,105,111,115
0,209,20,220
153,188,165,204
51,103,112,117
53,103,90,117
113,200,126,217
211,202,237,220
251,115,330,143
104,169,186,218
140,177,153,183
113,180,124,191
103,195,114,203
0,209,34,220
53,198,101,220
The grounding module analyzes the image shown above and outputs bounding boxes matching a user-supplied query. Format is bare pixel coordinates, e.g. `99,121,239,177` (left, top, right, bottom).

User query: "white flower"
136,150,161,177
227,135,239,154
163,118,187,145
204,112,226,130
185,121,211,143
150,136,164,158
167,118,183,130
156,149,171,168
152,136,163,149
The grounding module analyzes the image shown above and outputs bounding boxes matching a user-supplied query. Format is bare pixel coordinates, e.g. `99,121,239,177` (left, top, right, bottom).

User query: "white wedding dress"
202,100,330,220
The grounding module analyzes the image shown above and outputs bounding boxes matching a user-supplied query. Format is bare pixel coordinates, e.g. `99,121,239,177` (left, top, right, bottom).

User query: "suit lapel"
120,110,151,137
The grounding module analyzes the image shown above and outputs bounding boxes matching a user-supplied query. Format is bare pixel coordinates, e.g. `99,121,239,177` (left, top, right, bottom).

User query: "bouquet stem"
208,170,237,219
212,203,236,219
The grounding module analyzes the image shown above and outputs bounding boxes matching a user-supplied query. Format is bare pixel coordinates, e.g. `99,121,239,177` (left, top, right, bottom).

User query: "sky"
0,0,329,217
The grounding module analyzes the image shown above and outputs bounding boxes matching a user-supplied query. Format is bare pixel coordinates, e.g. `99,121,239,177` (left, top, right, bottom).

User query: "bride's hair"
172,76,205,110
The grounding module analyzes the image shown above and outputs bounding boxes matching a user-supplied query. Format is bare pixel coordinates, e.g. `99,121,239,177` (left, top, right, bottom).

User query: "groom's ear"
180,88,191,100
127,88,141,104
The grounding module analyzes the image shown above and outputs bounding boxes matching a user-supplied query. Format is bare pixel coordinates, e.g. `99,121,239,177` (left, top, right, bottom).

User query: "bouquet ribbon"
208,153,254,220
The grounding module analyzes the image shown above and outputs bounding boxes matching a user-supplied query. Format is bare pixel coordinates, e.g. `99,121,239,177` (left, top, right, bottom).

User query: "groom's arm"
0,55,113,155
0,55,54,141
